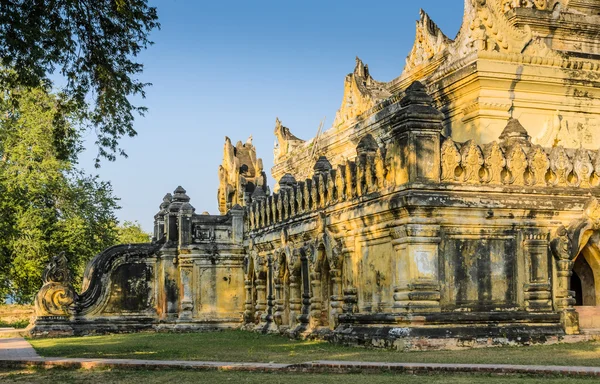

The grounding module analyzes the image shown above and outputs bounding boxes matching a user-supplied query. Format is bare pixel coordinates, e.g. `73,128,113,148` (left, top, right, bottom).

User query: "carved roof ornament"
172,186,190,203
402,0,559,78
405,9,452,72
332,57,391,130
458,0,534,54
273,118,305,162
160,193,173,210
501,0,569,12
169,185,191,214
499,118,532,151
356,134,379,157
278,173,297,190
218,136,268,214
154,193,173,221
42,252,72,285
313,156,333,176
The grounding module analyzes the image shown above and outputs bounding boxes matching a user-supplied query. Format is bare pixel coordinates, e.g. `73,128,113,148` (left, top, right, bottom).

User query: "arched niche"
574,233,600,330
576,233,600,306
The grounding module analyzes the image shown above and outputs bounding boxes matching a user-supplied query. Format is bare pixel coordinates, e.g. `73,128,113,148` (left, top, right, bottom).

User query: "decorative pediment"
405,10,452,72
332,57,391,130
452,0,533,55
273,118,305,161
218,136,268,214
402,0,563,77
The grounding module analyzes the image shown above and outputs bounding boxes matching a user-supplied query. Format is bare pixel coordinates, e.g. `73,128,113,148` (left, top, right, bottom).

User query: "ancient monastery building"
32,0,600,349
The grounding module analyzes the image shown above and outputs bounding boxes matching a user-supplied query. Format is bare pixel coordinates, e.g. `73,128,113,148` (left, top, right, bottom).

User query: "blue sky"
79,0,465,232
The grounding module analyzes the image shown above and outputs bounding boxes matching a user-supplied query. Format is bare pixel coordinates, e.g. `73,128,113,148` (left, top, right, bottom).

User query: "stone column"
254,277,267,325
391,224,441,313
296,254,311,331
551,226,579,335
266,255,277,331
243,278,254,324
257,255,278,332
556,257,579,334
273,276,283,326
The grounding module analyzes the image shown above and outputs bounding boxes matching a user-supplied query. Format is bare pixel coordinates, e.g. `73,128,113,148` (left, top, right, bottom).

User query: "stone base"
29,316,242,337
29,317,75,338
332,311,565,351
560,309,580,335
254,321,279,333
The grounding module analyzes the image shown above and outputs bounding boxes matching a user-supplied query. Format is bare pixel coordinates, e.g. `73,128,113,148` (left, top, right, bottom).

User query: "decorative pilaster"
341,243,358,314
259,254,278,332
295,253,311,331
309,271,322,328
254,277,267,325
273,275,283,326
159,249,179,321
253,254,269,330
523,233,552,311
329,269,343,327
391,224,441,313
178,258,194,321
230,205,244,244
288,274,300,328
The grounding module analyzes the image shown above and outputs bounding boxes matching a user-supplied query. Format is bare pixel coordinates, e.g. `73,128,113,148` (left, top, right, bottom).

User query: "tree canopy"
0,82,121,303
0,0,160,165
116,220,152,244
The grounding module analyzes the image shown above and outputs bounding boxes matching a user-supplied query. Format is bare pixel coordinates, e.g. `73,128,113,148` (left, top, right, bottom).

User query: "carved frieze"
529,146,550,186
461,140,484,184
549,146,572,186
441,138,461,182
574,148,593,188
483,141,506,184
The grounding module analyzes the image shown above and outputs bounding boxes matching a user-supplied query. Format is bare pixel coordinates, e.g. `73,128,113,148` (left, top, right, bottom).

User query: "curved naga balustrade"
76,242,162,315
35,242,162,318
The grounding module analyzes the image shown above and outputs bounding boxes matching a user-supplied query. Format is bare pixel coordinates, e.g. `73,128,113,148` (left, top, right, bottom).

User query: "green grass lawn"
28,330,600,366
0,368,599,384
